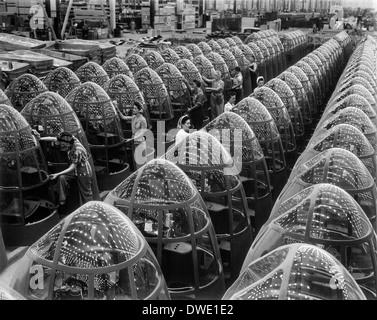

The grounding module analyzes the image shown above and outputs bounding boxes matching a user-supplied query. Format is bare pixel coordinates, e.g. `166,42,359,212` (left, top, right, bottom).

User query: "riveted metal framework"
65,82,130,190
102,57,134,80
104,159,226,299
317,107,377,150
176,59,202,86
225,243,366,300
306,53,328,97
197,41,212,55
134,67,174,123
218,49,238,78
75,62,110,87
216,39,231,51
103,74,151,136
278,148,377,231
156,63,192,121
163,131,252,284
255,40,273,81
294,124,377,181
193,55,216,79
264,78,305,141
320,94,377,129
335,78,377,107
173,46,194,61
231,36,243,47
11,201,171,300
294,60,322,111
160,48,180,65
0,104,58,246
278,71,312,127
207,40,222,53
224,37,237,48
143,50,165,71
202,111,273,232
287,66,317,117
4,74,48,112
233,97,287,197
185,43,203,58
123,54,149,74
252,86,296,155
329,84,377,112
206,51,230,83
246,41,267,81
21,91,100,203
244,32,262,45
243,184,377,299
43,67,81,98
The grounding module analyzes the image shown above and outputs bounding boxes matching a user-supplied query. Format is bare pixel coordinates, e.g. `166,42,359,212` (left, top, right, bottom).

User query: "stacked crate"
141,0,151,30
154,5,175,32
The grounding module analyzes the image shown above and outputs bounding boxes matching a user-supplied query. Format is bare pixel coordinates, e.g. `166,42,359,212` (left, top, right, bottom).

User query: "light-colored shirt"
132,115,147,143
175,129,189,146
68,138,92,176
224,102,234,112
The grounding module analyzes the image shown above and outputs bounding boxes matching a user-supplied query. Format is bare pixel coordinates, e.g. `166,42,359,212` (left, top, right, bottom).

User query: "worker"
114,101,148,170
33,130,94,206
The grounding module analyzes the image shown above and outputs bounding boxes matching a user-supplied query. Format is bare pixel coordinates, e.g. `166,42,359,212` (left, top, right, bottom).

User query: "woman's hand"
49,173,59,180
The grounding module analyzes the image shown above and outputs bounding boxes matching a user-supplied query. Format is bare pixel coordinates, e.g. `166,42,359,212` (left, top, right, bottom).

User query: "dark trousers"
234,88,244,104
54,173,93,206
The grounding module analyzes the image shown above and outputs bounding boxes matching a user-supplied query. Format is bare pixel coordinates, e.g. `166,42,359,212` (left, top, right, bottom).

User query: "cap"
57,131,74,144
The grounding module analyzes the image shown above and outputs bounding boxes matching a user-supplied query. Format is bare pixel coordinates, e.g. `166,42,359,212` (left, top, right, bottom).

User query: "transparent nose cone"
275,147,377,230
104,158,226,299
11,201,170,300
161,48,180,65
197,41,212,55
242,183,377,299
156,63,192,121
320,94,377,128
264,77,305,139
173,46,194,61
75,61,110,87
134,67,173,122
162,131,253,284
202,111,273,232
43,66,81,98
185,43,203,58
294,124,376,181
233,97,287,196
207,40,222,52
102,74,150,131
4,73,48,111
206,51,230,81
216,38,231,50
253,86,296,154
123,53,148,74
218,49,238,77
193,55,216,79
102,57,134,80
176,59,202,87
317,107,377,148
0,104,56,236
223,243,366,300
142,50,165,71
329,84,377,110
